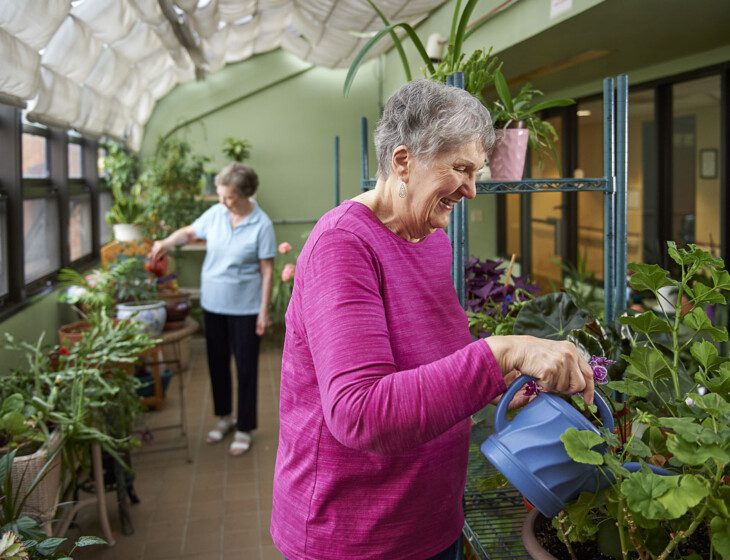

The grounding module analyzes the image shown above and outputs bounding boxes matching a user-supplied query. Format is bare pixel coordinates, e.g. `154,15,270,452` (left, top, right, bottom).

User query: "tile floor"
72,335,284,560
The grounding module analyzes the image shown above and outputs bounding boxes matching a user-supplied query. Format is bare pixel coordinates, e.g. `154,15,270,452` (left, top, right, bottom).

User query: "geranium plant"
554,242,730,559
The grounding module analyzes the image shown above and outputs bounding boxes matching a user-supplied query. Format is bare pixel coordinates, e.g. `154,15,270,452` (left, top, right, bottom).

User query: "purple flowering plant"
465,256,539,337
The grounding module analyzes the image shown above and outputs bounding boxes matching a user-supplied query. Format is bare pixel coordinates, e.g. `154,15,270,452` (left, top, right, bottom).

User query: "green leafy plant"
0,396,42,454
551,242,730,560
489,67,574,169
1,450,106,559
101,141,144,226
343,0,482,95
58,257,157,323
221,137,252,163
140,137,210,239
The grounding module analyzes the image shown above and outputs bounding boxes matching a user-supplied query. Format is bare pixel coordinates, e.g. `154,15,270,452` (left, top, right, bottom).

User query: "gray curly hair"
374,79,495,179
215,163,259,197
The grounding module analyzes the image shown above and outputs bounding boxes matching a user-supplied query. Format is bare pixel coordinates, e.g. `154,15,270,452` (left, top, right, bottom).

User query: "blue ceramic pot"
481,374,614,518
116,300,166,336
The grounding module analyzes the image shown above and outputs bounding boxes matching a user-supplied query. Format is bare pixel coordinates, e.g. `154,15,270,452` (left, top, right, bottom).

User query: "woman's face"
400,141,485,238
217,183,242,210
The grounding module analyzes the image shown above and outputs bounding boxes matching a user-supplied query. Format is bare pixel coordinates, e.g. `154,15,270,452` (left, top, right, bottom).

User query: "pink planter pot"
489,128,529,180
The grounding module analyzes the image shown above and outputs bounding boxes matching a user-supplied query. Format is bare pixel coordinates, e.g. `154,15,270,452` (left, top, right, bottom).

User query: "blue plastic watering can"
481,375,672,518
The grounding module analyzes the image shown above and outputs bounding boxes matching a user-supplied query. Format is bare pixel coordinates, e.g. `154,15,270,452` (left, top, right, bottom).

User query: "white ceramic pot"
116,300,167,336
113,223,143,242
489,127,529,181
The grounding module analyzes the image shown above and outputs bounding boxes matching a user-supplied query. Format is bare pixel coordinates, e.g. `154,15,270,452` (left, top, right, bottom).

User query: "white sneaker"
229,431,252,456
206,417,236,443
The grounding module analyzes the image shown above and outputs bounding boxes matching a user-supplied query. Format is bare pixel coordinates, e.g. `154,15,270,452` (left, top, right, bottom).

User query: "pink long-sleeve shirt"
271,201,505,559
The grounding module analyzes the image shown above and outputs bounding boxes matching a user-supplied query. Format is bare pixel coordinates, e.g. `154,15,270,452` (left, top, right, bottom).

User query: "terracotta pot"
521,509,557,559
489,126,529,181
58,320,92,347
158,290,192,323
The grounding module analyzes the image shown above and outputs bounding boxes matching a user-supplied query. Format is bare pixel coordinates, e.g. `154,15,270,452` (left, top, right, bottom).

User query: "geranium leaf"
621,471,673,519
623,347,669,383
659,417,718,444
691,341,723,369
624,438,652,458
656,475,708,519
560,428,604,465
627,263,673,292
704,363,730,395
620,311,672,335
606,379,649,398
712,269,730,291
707,496,730,518
691,392,730,417
711,516,730,558
666,434,730,465
691,282,726,306
603,453,630,478
684,307,729,342
513,292,591,340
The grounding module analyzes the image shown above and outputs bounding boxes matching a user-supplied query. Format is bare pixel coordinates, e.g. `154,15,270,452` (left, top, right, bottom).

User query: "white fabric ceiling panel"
27,67,81,127
0,0,447,146
112,21,165,63
0,0,68,51
71,0,136,45
193,0,220,39
85,48,132,96
0,26,40,101
175,0,198,14
42,17,103,83
77,87,110,136
135,91,155,125
218,0,256,22
129,0,166,25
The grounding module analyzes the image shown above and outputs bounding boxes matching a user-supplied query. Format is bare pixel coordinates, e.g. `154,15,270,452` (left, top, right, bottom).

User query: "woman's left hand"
256,311,271,336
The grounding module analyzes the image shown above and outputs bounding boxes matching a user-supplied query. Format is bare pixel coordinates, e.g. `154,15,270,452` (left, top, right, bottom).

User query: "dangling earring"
398,180,407,198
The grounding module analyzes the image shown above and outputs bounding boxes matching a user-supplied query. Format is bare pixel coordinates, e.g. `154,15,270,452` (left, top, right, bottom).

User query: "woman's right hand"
148,240,169,262
486,335,595,404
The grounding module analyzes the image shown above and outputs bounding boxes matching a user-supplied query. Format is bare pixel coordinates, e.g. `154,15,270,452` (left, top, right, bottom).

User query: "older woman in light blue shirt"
150,163,276,456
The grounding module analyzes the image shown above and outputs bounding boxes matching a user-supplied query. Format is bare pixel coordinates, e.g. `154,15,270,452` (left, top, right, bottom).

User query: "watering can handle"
494,374,614,433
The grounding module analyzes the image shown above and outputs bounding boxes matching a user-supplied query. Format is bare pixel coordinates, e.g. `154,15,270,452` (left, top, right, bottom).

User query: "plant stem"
557,512,578,560
617,496,630,559
670,267,687,400
656,504,708,560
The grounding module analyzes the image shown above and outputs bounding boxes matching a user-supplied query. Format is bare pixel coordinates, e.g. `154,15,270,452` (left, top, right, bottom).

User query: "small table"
136,318,198,462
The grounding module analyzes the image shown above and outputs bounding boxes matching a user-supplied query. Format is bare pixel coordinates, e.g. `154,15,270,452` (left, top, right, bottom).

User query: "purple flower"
524,380,540,396
589,355,615,385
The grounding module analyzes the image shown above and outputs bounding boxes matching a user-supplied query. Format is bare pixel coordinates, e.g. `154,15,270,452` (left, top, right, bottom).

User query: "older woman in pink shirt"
271,79,594,560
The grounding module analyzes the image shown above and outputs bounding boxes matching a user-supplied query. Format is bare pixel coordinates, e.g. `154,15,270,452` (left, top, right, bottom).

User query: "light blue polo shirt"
192,201,276,316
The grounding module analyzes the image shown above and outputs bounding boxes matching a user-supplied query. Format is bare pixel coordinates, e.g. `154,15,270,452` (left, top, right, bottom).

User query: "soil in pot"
533,513,614,560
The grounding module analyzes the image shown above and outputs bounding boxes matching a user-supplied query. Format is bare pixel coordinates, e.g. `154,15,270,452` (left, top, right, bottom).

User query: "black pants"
203,310,260,432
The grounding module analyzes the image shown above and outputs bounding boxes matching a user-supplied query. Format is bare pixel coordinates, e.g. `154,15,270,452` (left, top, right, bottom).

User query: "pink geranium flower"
281,263,295,282
278,242,292,254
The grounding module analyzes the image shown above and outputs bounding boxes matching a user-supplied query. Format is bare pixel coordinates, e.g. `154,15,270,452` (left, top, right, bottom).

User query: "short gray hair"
374,79,495,178
216,163,258,197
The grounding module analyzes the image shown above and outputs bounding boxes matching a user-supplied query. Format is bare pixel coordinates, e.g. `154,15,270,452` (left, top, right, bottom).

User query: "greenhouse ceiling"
0,0,445,149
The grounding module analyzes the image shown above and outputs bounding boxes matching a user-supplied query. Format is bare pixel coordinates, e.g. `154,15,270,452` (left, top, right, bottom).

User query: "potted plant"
140,137,209,240
221,136,252,163
100,141,144,242
515,242,729,559
486,68,574,180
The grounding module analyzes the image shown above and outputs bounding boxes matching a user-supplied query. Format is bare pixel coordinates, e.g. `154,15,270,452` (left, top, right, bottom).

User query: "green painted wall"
0,293,70,375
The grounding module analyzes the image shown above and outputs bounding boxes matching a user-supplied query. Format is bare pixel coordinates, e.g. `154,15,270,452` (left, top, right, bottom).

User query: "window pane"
22,133,48,178
68,143,83,179
23,198,60,283
0,198,8,298
98,190,113,245
672,75,721,256
577,90,654,279
69,194,92,261
529,116,563,290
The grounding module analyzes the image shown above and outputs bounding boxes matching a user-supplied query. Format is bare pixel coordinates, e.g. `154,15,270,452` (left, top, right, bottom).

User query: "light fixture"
577,109,592,117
